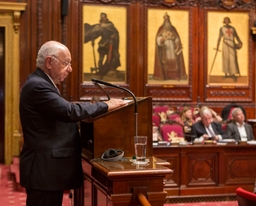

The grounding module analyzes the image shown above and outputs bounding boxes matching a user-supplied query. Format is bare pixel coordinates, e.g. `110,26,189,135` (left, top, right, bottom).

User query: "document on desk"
247,140,256,145
219,139,236,142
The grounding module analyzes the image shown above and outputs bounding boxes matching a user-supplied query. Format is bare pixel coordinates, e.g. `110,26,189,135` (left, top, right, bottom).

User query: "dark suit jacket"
225,121,254,141
19,68,108,190
191,121,227,140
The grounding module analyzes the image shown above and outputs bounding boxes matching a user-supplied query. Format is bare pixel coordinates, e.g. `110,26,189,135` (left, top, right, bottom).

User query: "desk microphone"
91,78,138,136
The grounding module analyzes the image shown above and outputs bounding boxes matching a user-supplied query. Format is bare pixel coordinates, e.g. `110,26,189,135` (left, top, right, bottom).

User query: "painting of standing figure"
84,12,121,79
82,5,126,82
215,17,243,82
147,9,189,85
153,12,187,81
207,12,248,85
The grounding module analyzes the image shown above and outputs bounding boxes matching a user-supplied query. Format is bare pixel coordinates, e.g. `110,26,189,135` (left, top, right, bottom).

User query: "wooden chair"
236,187,256,206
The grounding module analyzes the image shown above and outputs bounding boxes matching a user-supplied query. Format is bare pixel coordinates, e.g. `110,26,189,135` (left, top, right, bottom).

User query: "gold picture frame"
207,11,249,86
147,9,189,85
82,5,127,83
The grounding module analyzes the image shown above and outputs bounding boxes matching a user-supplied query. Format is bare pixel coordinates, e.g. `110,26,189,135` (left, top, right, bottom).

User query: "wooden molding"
0,2,26,164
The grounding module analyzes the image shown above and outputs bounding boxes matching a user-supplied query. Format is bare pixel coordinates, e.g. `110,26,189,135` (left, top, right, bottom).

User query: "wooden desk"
74,155,172,206
247,119,256,138
75,97,172,205
153,143,256,198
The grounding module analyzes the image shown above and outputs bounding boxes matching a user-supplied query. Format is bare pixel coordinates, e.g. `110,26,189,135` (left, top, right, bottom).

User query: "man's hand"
203,134,211,140
104,99,128,111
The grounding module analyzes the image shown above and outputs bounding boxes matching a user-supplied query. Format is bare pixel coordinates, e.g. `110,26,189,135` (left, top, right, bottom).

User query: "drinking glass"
134,136,147,163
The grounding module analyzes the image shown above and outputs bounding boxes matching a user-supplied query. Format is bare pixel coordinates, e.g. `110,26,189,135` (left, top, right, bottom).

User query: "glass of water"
134,136,147,163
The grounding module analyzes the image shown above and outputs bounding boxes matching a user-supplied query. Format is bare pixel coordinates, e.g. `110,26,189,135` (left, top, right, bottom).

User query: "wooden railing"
137,193,151,206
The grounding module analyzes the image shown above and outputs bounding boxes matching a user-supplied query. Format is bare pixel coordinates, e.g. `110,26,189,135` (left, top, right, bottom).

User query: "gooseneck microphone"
91,78,138,136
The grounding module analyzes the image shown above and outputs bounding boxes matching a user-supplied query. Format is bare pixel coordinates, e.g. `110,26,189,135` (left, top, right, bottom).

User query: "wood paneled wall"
14,0,256,119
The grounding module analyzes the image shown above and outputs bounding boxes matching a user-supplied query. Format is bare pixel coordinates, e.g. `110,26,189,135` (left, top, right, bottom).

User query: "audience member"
19,40,127,206
153,126,162,141
175,106,195,133
221,103,246,122
194,108,222,123
190,106,227,142
210,109,223,123
225,107,254,141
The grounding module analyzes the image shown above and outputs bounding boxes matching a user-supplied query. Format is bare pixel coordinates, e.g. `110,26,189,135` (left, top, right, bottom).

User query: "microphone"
91,78,138,136
93,81,110,101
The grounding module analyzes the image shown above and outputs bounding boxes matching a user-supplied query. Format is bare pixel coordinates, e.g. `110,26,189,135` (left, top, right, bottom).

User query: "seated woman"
175,106,195,134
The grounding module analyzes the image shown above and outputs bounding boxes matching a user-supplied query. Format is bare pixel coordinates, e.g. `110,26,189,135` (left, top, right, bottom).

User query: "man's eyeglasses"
51,55,71,68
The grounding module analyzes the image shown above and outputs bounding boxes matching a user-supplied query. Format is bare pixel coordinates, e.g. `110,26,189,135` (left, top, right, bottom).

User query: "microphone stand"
91,78,138,136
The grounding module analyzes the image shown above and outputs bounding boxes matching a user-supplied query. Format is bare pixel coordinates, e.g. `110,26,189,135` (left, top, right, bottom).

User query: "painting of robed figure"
153,12,187,81
147,9,189,85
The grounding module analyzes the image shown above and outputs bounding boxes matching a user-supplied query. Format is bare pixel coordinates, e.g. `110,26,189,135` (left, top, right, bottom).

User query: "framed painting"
207,11,249,86
147,9,190,85
201,6,254,103
82,5,127,83
145,6,196,102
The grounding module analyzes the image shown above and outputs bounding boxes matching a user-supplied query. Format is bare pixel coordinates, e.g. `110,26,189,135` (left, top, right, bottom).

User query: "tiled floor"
0,164,70,206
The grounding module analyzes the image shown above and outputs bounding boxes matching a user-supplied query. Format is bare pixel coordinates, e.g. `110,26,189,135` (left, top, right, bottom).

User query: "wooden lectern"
74,97,172,206
80,97,153,159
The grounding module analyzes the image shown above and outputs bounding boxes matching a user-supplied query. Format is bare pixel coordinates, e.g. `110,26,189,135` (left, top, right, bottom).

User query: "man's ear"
45,56,53,69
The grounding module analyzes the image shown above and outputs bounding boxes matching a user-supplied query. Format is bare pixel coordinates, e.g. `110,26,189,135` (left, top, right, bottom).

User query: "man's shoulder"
245,122,252,128
226,121,236,128
192,120,203,128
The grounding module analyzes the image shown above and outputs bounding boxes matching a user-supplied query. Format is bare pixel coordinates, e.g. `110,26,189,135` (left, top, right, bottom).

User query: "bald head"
35,40,72,84
36,41,69,69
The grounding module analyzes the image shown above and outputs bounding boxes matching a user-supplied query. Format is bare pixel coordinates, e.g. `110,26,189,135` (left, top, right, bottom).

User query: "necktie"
207,126,215,137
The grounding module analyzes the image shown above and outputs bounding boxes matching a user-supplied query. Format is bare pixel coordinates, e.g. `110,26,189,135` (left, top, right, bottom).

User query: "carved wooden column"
0,2,26,164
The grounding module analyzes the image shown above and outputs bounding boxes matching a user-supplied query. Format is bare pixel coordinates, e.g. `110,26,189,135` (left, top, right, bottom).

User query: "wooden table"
153,142,256,198
247,119,256,138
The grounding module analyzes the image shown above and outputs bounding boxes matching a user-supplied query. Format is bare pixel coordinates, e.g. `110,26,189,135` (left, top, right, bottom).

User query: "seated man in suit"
225,107,254,141
191,106,227,142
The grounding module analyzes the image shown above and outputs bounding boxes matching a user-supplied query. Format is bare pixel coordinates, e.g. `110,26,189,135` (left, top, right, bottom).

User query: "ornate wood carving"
144,0,198,7
227,155,256,182
37,0,43,51
0,2,26,33
80,0,135,4
188,153,218,186
199,0,256,10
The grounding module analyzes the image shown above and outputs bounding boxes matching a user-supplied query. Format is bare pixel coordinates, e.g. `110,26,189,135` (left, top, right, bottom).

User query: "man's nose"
67,66,72,72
